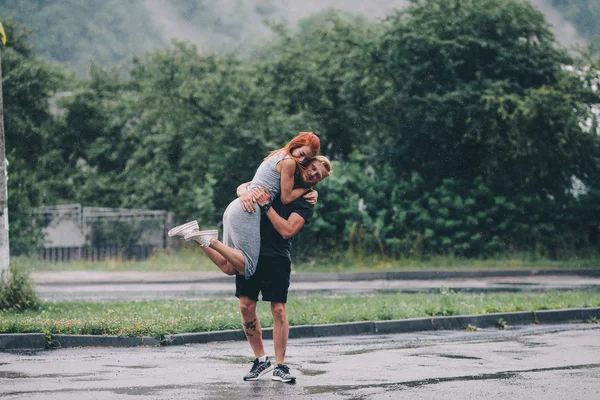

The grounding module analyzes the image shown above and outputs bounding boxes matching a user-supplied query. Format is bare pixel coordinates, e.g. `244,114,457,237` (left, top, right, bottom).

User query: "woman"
168,132,321,278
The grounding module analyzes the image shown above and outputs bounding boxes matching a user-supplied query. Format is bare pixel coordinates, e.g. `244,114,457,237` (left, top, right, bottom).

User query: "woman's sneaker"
168,221,199,239
184,229,218,247
243,357,273,381
272,364,296,383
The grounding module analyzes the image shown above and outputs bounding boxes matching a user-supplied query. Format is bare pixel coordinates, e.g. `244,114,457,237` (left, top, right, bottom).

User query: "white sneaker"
168,220,199,238
184,229,218,247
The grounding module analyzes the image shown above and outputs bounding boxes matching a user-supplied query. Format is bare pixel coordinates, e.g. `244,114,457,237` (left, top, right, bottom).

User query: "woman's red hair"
266,132,321,160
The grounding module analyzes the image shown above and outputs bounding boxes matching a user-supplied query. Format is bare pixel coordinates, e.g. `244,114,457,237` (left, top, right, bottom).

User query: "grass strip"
1,290,600,339
13,250,600,273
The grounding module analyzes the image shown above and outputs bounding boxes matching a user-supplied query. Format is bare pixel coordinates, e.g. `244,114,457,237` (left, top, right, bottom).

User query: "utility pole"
0,24,9,279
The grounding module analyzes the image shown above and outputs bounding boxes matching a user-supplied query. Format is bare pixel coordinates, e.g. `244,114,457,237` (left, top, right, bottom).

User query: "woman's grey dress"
222,151,286,278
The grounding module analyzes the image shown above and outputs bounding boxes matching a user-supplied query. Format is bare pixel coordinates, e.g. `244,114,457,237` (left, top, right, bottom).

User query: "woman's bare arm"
278,158,309,205
236,182,251,197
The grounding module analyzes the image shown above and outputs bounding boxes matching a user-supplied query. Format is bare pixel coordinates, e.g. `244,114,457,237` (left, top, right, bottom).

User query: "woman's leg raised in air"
190,239,241,276
207,239,245,274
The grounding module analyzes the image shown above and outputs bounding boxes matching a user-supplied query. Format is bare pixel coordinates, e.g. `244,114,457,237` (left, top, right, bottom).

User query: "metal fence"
35,204,173,262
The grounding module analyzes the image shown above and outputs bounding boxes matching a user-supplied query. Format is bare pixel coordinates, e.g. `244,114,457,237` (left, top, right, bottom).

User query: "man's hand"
252,187,271,206
239,188,256,213
303,189,318,205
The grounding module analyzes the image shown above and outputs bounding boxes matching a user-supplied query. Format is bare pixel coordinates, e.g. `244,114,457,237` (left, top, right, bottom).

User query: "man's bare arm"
253,187,307,239
263,209,306,240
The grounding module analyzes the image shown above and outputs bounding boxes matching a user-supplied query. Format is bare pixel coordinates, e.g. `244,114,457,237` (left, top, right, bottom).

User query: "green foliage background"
2,0,600,261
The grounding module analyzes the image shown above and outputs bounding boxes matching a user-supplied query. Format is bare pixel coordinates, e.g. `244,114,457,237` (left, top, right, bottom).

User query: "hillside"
0,0,595,75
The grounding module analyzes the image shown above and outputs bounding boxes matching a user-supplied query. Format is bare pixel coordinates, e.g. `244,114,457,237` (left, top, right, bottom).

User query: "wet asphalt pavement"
32,272,600,301
1,324,599,399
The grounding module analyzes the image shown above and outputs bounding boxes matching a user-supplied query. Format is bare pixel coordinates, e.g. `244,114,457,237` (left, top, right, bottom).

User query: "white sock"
258,355,267,362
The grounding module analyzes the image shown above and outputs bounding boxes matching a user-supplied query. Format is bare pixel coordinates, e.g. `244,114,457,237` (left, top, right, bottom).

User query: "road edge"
32,268,600,286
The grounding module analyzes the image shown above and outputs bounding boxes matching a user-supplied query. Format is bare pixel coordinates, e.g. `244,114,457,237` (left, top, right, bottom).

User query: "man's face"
301,160,330,186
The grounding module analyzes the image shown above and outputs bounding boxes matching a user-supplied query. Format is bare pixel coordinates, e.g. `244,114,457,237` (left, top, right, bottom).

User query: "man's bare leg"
240,297,265,358
271,302,289,365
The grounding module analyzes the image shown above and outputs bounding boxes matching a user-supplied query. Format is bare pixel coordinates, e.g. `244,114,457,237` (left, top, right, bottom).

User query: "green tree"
259,10,380,159
51,63,132,207
371,0,599,196
1,20,73,254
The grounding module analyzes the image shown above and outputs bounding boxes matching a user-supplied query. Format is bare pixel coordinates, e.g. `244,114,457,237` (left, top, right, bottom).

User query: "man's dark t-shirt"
260,196,314,261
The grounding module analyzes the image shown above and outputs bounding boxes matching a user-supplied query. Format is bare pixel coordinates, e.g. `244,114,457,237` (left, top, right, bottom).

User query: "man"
236,155,331,383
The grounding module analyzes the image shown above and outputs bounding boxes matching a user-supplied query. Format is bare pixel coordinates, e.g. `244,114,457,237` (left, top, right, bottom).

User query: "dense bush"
0,265,40,312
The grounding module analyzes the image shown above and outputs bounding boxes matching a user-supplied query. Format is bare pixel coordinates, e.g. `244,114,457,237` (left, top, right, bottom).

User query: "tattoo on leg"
244,318,257,338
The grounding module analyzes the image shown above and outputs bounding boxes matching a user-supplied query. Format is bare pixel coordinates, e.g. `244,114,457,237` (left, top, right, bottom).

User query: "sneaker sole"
184,230,218,240
244,364,274,381
168,221,198,237
272,375,296,383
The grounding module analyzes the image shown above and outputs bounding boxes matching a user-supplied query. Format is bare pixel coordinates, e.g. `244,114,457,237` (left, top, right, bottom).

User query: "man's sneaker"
272,364,296,383
243,357,274,381
184,229,218,247
168,220,199,239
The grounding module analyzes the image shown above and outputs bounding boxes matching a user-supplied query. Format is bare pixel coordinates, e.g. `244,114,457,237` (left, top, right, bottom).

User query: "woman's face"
291,145,315,164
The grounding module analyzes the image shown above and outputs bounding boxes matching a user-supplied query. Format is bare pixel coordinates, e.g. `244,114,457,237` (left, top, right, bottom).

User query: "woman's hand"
239,188,256,213
304,189,318,205
252,187,271,207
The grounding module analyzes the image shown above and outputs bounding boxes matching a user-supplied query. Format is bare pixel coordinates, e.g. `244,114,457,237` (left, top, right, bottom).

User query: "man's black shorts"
235,255,291,303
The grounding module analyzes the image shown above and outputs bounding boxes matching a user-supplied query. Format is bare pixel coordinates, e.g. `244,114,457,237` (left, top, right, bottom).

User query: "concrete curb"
0,333,47,350
32,268,600,286
50,334,160,348
163,307,600,346
2,307,599,350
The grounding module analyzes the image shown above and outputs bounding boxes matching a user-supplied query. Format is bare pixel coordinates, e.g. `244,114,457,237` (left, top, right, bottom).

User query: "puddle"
2,384,199,398
102,364,156,369
111,384,196,396
300,339,333,345
305,363,600,395
389,343,435,352
306,371,517,395
73,376,110,382
412,352,482,360
0,371,29,379
495,282,539,286
519,340,547,348
436,354,482,360
308,360,331,365
342,348,378,356
38,373,90,378
0,370,91,379
299,368,327,376
206,355,252,364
